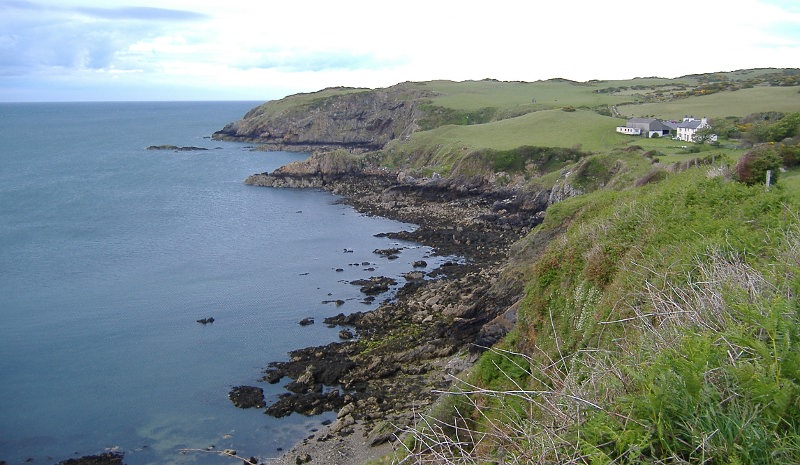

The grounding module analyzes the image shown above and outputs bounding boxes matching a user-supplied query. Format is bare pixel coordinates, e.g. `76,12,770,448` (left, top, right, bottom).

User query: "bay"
0,102,444,464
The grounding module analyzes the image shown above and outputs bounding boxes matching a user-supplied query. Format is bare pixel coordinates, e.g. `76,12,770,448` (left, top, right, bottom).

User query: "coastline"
248,169,549,465
37,164,551,465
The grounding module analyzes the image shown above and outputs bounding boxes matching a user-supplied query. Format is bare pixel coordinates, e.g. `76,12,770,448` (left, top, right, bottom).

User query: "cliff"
212,84,435,152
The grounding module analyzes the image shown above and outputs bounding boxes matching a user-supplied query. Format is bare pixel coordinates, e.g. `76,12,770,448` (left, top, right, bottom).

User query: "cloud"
237,49,407,73
2,1,207,21
0,0,207,75
74,6,207,21
1,0,799,101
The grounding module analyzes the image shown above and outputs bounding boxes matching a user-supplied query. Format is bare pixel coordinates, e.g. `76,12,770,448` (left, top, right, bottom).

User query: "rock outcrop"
229,385,266,409
212,84,435,152
147,145,208,151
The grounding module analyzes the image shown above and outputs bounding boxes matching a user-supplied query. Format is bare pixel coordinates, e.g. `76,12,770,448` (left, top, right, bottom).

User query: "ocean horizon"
0,101,446,464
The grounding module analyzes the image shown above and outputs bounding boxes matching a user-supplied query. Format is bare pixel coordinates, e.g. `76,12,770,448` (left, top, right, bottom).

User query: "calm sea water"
0,102,444,464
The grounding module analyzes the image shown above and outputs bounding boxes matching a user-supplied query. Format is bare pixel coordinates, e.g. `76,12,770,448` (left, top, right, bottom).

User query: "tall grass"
396,170,800,464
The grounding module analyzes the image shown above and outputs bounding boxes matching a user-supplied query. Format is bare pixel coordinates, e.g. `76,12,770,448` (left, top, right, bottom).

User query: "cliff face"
213,84,435,152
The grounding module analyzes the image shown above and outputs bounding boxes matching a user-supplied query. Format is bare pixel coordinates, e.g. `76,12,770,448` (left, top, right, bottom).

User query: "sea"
0,102,448,464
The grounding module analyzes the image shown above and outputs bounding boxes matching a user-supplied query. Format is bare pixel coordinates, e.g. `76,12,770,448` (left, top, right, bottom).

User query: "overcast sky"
2,0,799,102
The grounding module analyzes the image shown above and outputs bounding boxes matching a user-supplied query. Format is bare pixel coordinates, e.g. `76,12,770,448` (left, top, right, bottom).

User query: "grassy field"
410,79,629,112
618,85,800,119
618,135,747,162
406,77,799,119
389,109,626,153
384,78,798,172
238,69,798,185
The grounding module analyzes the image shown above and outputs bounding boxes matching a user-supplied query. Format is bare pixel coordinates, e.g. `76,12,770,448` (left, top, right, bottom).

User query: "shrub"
744,112,800,144
418,104,498,130
734,145,782,185
572,156,612,190
779,139,800,168
482,146,585,174
765,112,800,141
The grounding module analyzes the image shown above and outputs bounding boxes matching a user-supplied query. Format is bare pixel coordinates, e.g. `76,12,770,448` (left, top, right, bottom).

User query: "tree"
693,126,718,144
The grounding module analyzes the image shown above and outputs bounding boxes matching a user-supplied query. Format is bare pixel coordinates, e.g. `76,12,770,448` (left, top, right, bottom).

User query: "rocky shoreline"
35,164,552,465
242,163,551,464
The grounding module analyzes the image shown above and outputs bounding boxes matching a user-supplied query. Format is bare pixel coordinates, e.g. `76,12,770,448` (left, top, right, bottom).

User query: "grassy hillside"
242,86,368,119
399,166,800,464
395,109,624,152
415,79,629,111
361,69,800,465
226,69,800,465
228,69,799,182
366,71,799,182
378,109,626,177
618,86,800,119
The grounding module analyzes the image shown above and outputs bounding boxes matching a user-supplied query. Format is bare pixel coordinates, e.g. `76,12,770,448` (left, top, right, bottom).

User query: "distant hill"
218,68,799,200
216,68,798,167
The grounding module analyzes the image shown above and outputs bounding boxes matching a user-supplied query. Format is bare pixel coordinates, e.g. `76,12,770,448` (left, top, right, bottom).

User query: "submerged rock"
57,452,124,465
350,276,396,295
146,145,208,151
373,248,402,257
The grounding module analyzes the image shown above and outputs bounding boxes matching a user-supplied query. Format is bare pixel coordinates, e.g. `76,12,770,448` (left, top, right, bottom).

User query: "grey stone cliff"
213,84,434,152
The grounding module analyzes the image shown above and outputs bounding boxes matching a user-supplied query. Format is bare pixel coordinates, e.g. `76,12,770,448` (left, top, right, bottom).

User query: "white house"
676,116,713,142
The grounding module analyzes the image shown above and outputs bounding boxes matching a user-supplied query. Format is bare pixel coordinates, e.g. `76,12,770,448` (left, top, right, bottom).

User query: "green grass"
454,168,800,464
618,85,800,119
390,109,626,153
782,166,800,197
377,109,636,178
411,79,629,112
377,81,797,177
618,136,747,163
402,71,798,118
363,70,800,465
242,86,368,119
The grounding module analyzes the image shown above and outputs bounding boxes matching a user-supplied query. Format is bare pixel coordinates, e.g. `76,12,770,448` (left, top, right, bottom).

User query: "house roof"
628,118,658,124
678,120,704,129
663,121,679,130
627,118,673,131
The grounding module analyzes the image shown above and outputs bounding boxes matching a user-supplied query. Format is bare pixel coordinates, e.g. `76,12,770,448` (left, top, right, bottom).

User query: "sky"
1,0,799,102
